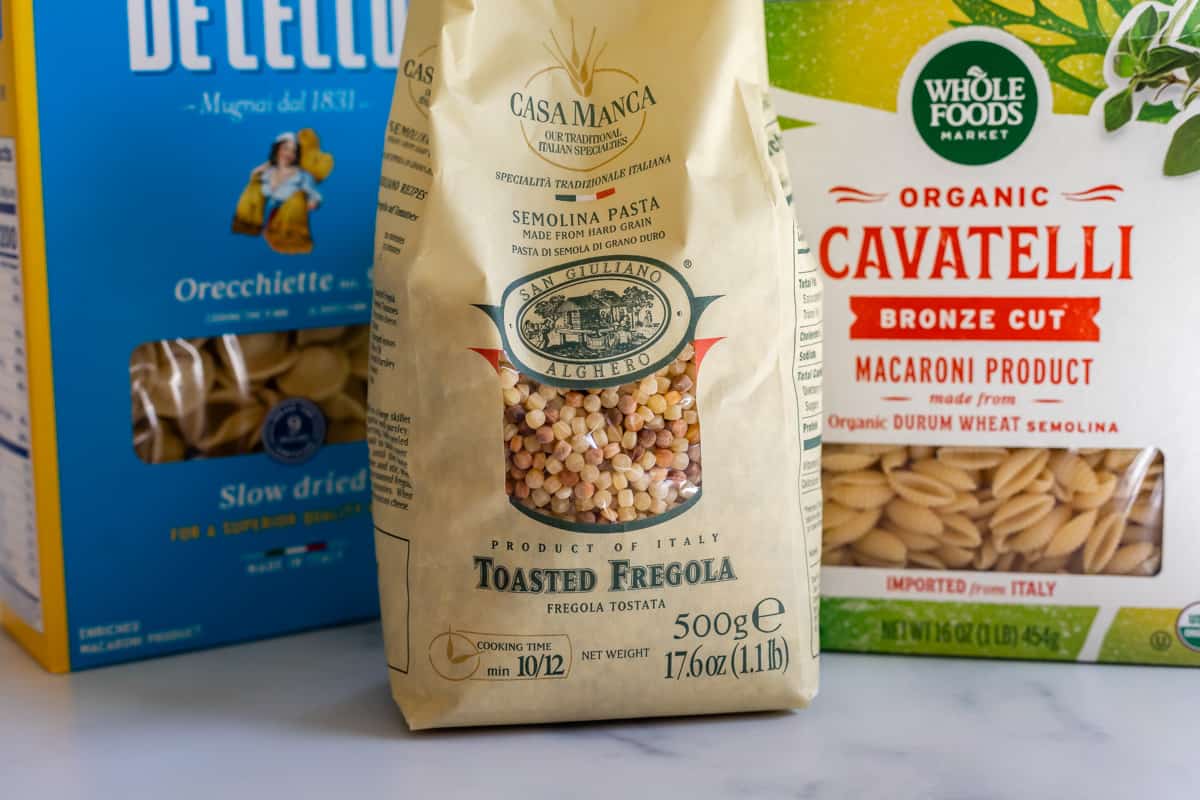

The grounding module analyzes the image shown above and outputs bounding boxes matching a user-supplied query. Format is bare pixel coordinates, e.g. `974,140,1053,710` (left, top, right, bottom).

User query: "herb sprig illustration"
1104,0,1200,175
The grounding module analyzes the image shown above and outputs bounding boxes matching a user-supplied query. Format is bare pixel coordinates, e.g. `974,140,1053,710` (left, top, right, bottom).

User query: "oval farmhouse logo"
476,256,717,389
510,22,658,172
911,38,1038,166
520,279,668,363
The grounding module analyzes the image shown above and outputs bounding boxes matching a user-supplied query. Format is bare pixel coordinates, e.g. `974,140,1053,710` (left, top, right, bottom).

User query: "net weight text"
663,596,791,680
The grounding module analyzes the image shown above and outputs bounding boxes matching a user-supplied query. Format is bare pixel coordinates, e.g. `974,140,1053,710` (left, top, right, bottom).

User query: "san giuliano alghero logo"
910,33,1040,165
477,256,717,390
510,21,658,172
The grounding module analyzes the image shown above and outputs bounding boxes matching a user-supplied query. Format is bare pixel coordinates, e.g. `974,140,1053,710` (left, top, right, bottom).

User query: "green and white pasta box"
768,0,1200,665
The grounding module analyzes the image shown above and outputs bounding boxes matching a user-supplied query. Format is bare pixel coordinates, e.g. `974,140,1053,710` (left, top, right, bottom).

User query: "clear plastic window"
131,326,368,464
500,346,702,528
822,445,1163,576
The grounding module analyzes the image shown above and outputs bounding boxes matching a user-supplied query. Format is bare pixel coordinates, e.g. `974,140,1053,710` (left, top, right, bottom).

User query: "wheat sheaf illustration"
545,20,609,97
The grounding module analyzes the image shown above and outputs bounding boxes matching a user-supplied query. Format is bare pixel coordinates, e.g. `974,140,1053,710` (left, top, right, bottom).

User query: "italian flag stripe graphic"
555,187,616,202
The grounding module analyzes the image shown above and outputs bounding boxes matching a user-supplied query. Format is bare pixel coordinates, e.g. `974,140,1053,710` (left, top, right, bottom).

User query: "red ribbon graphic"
849,296,1101,342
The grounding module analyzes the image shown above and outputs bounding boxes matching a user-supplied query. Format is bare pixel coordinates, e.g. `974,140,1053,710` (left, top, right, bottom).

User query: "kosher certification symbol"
262,398,327,465
1176,602,1200,653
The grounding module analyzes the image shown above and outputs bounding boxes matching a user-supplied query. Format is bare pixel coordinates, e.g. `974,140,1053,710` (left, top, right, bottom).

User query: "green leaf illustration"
1131,5,1163,58
1184,22,1200,49
1119,24,1137,58
1114,52,1140,77
1182,44,1200,107
1098,1,1200,177
1143,44,1200,78
777,115,815,131
951,0,1137,101
1138,99,1183,123
1105,85,1136,130
1165,114,1200,174
1173,0,1200,47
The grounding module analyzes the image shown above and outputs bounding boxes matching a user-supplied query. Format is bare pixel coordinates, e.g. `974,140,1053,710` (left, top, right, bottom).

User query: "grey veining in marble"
1,623,1194,800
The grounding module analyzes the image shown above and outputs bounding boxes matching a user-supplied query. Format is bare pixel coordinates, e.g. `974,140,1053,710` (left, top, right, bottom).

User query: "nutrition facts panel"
0,137,41,632
792,228,823,657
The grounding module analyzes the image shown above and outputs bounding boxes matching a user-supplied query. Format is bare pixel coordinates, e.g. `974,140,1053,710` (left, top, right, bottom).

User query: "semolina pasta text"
822,445,1163,576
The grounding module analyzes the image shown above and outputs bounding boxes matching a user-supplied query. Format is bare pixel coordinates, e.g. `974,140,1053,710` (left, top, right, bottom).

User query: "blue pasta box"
0,0,406,671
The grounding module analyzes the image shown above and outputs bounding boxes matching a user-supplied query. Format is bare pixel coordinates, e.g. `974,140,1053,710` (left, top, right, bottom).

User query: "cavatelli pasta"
821,446,1163,576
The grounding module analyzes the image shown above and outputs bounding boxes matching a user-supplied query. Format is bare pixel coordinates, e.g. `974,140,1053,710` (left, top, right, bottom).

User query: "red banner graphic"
849,296,1101,342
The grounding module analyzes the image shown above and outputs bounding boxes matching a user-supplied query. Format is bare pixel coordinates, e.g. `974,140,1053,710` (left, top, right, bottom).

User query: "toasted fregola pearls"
822,445,1163,576
132,326,369,463
500,347,701,526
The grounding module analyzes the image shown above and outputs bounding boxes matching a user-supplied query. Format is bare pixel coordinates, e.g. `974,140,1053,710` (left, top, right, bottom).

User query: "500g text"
672,597,786,642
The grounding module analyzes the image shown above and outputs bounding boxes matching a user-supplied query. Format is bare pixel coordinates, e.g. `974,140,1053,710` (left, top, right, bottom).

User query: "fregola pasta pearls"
500,346,702,526
821,445,1163,576
131,326,369,463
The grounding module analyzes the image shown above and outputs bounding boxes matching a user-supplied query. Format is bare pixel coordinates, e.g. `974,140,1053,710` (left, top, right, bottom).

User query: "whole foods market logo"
476,256,717,389
911,38,1039,166
510,22,657,172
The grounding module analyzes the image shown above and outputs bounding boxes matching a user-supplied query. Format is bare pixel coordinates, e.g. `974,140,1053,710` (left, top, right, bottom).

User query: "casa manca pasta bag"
370,0,822,728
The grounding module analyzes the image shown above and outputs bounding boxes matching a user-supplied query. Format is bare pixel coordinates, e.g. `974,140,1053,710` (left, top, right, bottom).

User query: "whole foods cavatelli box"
769,0,1200,665
0,1,408,672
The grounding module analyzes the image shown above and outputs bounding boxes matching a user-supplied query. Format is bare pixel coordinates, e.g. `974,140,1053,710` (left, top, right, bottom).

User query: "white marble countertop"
1,622,1195,799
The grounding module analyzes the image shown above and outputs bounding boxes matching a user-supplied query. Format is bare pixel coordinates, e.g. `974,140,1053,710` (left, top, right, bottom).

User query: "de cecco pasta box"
0,1,407,671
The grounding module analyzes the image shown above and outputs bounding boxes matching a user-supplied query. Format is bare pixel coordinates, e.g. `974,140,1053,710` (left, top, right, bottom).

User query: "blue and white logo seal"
262,398,327,465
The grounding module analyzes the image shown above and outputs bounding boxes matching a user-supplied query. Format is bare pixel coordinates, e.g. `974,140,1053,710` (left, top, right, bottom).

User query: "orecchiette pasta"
131,326,369,464
821,445,1163,576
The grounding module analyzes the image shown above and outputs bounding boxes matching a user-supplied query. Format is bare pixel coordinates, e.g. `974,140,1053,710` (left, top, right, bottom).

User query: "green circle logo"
912,39,1038,166
1178,603,1200,653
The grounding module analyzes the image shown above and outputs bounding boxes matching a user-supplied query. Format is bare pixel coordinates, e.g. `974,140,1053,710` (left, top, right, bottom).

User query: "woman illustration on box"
232,129,335,255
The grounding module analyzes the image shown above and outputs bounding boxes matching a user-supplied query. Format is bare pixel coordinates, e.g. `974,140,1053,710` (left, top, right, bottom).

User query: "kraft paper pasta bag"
370,0,823,729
